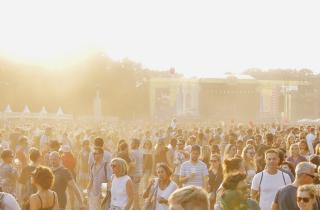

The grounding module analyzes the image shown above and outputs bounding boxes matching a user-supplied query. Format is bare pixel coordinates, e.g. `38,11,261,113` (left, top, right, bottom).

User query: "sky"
0,0,319,77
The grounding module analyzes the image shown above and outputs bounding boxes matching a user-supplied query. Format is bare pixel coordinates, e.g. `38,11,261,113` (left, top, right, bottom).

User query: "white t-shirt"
180,160,209,187
0,192,21,210
155,181,178,210
306,133,316,154
251,170,292,210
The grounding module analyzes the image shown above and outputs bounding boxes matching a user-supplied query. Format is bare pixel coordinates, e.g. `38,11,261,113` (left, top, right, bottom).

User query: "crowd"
0,120,320,210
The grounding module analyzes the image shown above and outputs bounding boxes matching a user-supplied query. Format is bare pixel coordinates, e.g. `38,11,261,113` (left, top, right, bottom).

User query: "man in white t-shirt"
0,192,21,210
306,127,316,154
251,149,291,210
180,145,208,189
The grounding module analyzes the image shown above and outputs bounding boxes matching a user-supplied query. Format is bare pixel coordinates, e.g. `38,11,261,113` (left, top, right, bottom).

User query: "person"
0,191,21,210
299,141,310,159
306,128,316,155
142,140,153,189
272,162,320,210
143,163,178,210
287,144,307,168
251,149,292,210
215,173,260,210
173,139,189,187
49,151,85,210
154,140,169,172
200,145,211,168
88,137,112,168
223,157,246,175
18,148,41,210
87,147,111,210
180,145,209,189
29,166,59,210
222,144,236,160
0,149,18,195
168,186,209,210
110,158,134,210
241,145,256,185
208,154,223,208
15,136,29,169
297,185,317,210
130,138,143,210
219,190,246,210
255,133,273,172
77,139,91,190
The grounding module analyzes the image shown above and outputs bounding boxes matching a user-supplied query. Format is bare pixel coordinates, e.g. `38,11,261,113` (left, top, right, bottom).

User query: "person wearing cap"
272,162,320,210
0,149,18,195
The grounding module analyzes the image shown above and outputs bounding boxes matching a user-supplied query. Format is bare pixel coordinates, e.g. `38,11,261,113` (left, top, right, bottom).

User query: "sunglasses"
297,197,311,203
111,164,117,168
303,173,315,179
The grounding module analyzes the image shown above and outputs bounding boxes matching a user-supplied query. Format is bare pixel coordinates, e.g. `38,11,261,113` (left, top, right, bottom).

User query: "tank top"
37,192,55,210
111,175,130,208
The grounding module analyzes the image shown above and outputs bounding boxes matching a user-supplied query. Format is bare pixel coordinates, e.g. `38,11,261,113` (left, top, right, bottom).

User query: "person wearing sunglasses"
296,185,317,210
272,162,320,210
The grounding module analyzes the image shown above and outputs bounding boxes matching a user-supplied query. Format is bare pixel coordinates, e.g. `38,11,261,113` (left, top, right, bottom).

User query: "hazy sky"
0,0,319,77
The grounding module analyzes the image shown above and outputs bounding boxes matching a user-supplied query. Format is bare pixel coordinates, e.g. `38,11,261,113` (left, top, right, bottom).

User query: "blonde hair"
297,184,316,199
111,158,128,176
200,145,211,162
241,145,256,170
223,144,236,160
169,186,209,210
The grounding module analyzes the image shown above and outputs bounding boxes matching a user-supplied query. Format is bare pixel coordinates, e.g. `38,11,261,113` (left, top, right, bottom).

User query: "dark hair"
265,149,279,156
94,137,104,147
222,173,247,190
156,163,173,177
119,142,128,151
32,166,54,190
131,138,140,147
223,157,243,174
280,161,295,176
191,144,201,152
266,133,274,144
94,147,104,154
309,155,320,168
211,144,220,154
49,140,61,151
29,148,41,162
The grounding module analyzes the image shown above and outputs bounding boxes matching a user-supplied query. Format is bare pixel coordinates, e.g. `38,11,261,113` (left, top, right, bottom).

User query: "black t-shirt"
52,167,73,208
274,184,320,210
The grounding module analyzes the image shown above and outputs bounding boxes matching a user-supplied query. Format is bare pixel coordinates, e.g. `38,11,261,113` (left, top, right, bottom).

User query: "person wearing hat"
0,149,18,195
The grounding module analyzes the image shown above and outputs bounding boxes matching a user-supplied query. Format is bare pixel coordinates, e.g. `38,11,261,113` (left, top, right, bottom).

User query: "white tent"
4,104,12,113
56,107,64,116
23,105,31,114
39,106,48,115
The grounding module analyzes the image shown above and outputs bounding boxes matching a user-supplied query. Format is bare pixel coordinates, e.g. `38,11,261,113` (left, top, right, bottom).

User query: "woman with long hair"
143,163,178,210
299,141,310,159
208,154,223,209
29,166,59,210
201,145,211,168
287,143,307,168
241,145,256,185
